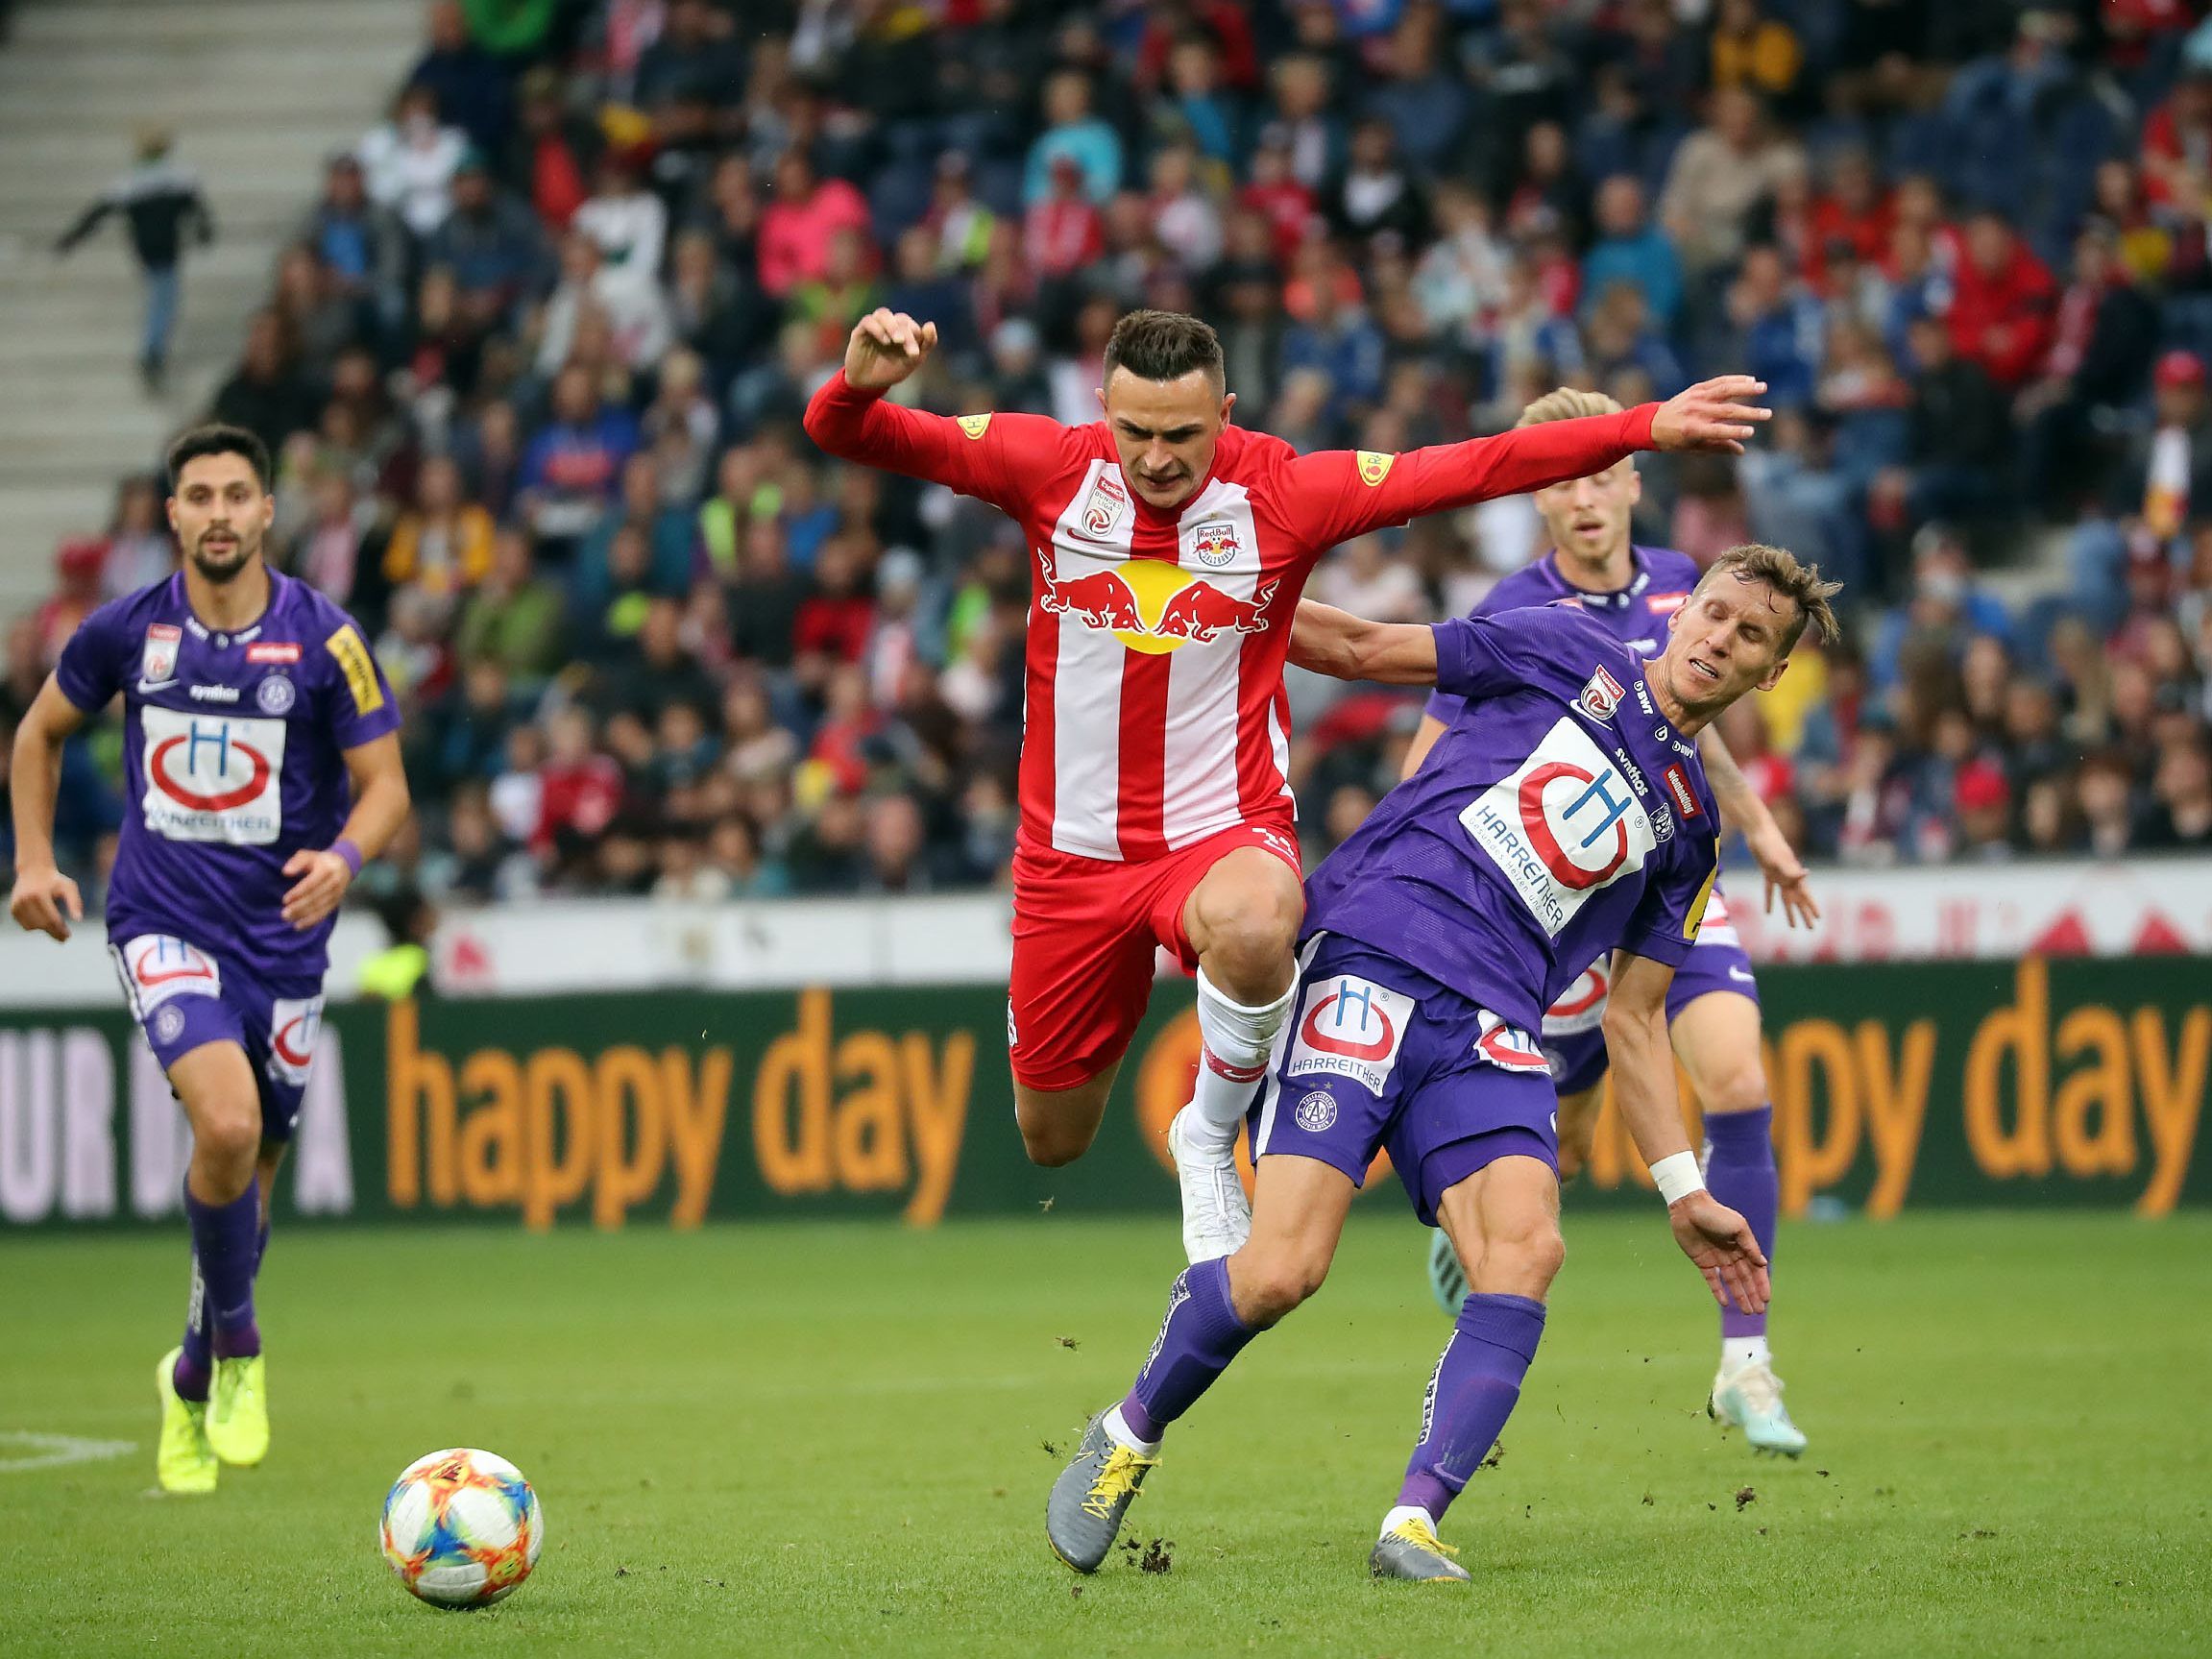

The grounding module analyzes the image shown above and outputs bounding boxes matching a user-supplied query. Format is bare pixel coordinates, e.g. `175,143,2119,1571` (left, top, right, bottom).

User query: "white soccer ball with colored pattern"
378,1447,545,1608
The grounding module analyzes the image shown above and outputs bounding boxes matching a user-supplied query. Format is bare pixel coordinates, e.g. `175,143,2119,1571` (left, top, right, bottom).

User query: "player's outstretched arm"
7,677,89,940
1695,724,1818,928
1603,950,1770,1316
1287,377,1771,548
280,732,410,931
1288,599,1440,684
802,309,1057,508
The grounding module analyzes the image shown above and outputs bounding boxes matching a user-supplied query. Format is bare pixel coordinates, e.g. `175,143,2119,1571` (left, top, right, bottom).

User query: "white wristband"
1649,1152,1705,1206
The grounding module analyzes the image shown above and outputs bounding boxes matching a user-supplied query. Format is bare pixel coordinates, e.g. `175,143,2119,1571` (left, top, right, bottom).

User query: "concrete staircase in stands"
0,0,420,619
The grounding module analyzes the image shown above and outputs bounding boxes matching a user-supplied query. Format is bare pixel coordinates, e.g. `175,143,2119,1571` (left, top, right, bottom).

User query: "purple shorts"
1251,935,1559,1226
109,934,326,1143
1542,936,1761,1098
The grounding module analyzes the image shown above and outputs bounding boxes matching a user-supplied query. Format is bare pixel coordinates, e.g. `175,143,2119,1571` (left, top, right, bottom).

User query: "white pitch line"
0,1431,136,1474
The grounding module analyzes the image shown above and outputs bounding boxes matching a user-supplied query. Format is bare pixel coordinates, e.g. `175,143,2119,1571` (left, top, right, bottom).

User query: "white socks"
1380,1504,1437,1540
1102,1403,1160,1455
1187,969,1295,1148
1721,1334,1771,1374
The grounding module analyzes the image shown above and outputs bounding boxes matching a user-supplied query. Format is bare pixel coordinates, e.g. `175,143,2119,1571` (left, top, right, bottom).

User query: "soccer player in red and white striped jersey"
805,307,1768,1257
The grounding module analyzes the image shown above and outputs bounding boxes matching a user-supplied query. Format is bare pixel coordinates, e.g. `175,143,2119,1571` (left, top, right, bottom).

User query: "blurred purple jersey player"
1044,545,1839,1582
1405,388,1820,1456
8,425,410,1496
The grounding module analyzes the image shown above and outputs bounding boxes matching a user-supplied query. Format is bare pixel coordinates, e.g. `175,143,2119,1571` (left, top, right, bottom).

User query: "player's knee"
1700,1065,1770,1118
1485,1217,1566,1297
1198,887,1300,982
1234,1248,1330,1328
191,1103,260,1173
1017,1119,1092,1167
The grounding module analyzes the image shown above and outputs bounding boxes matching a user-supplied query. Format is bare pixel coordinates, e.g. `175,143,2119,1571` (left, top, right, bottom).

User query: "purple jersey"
1424,544,1699,727
55,570,400,985
1303,604,1720,1037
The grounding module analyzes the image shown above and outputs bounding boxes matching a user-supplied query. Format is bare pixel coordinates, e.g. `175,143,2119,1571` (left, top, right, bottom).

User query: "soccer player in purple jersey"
1044,545,1839,1581
9,425,409,1495
1408,390,1816,1455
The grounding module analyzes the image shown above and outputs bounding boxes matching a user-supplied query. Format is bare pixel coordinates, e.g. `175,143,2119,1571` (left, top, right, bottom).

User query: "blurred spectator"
407,0,510,158
358,84,467,240
1024,69,1124,206
210,311,318,460
454,527,564,682
1946,212,2056,392
54,126,214,392
756,149,871,300
98,476,174,599
1582,176,1683,336
1660,87,1804,277
385,454,495,601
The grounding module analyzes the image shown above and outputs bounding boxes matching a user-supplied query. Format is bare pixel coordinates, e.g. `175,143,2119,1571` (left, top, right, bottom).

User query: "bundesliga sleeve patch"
326,623,384,716
1355,451,1395,486
957,413,992,440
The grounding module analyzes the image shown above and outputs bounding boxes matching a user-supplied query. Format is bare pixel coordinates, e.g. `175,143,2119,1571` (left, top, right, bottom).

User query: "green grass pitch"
6,1211,2209,1657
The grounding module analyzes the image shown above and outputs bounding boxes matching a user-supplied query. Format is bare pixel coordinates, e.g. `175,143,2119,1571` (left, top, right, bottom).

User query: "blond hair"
1517,387,1623,427
1696,543,1843,653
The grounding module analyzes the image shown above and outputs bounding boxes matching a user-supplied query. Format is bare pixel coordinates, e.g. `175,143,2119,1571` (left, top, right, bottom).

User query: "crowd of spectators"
9,0,2212,917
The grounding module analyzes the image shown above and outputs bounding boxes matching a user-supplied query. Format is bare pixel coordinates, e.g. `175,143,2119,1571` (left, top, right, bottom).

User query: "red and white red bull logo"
1038,549,1276,657
1190,520,1240,568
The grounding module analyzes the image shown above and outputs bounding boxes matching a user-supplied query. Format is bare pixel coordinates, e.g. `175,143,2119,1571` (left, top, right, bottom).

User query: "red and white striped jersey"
806,374,1659,863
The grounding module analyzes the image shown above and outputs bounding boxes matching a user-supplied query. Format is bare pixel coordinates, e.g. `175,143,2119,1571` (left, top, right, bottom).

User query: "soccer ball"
378,1447,545,1608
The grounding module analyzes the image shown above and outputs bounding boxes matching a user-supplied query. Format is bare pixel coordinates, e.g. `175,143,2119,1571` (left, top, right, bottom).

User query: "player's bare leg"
1048,1156,1355,1572
169,1041,271,1468
1012,1063,1120,1167
1430,1082,1594,1313
1172,848,1302,1260
1379,1158,1563,1582
1673,990,1804,1455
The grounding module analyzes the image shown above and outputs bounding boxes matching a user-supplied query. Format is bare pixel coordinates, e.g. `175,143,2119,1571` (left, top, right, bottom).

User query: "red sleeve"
1277,404,1660,549
801,372,1074,516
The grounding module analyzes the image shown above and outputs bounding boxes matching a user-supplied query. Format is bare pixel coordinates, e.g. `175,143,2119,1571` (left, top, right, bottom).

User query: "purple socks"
1398,1293,1546,1522
177,1201,270,1402
1703,1106,1777,1340
178,1180,262,1401
1119,1256,1254,1443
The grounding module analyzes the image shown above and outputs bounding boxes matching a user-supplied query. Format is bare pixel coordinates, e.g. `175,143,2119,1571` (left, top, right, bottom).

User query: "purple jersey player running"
9,425,409,1495
1044,544,1839,1583
1407,389,1816,1456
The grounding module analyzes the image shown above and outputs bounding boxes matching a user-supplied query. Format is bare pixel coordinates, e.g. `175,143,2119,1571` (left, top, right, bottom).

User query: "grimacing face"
1534,458,1640,578
1655,571,1795,718
168,453,273,586
1098,366,1233,512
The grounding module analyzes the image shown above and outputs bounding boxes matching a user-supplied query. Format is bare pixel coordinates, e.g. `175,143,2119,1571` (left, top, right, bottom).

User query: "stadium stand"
6,0,2212,916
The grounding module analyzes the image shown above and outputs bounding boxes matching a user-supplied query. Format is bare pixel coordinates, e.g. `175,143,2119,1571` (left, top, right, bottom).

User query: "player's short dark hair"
1694,543,1843,654
165,424,272,495
1102,310,1225,392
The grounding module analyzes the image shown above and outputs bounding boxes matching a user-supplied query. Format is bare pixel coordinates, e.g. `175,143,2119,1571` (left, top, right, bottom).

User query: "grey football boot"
1369,1514,1471,1583
1046,1414,1158,1574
